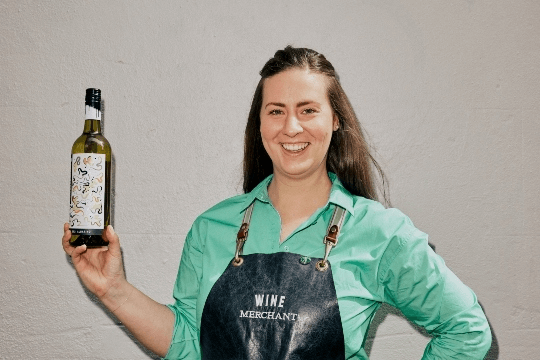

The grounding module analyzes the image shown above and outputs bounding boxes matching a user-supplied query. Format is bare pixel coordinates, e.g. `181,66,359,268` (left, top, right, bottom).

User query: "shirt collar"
240,172,355,216
238,174,273,212
327,172,355,216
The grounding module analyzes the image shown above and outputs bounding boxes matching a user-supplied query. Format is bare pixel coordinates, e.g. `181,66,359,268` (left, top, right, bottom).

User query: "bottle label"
85,105,102,120
70,153,106,235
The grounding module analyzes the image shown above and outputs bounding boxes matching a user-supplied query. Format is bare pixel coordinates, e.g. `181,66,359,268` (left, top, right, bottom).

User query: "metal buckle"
317,225,339,272
233,223,248,267
323,225,339,246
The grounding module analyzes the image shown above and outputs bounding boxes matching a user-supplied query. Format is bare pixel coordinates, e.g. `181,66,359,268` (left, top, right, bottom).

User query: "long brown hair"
243,46,390,205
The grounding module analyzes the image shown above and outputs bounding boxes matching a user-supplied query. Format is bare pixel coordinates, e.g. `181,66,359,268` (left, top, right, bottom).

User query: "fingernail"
108,225,115,235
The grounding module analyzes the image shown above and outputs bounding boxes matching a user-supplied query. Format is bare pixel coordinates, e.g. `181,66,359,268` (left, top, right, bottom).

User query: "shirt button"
284,246,289,252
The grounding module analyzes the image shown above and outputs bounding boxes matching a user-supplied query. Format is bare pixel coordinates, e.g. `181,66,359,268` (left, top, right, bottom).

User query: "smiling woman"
259,68,340,242
260,69,338,181
63,46,492,360
244,46,389,207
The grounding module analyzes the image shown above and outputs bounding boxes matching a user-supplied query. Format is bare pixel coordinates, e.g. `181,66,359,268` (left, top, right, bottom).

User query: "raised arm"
62,223,174,357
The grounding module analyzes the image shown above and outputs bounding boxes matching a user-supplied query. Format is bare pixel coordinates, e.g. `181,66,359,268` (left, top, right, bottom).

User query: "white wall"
1,1,538,358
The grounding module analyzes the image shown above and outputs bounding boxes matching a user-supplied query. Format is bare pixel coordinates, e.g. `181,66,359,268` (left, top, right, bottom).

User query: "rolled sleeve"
164,229,203,359
379,227,492,359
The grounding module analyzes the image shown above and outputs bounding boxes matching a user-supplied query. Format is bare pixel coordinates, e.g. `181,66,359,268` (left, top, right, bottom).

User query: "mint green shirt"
166,173,491,359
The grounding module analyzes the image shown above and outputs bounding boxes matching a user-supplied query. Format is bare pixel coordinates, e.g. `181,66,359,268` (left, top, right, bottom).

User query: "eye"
268,109,284,115
302,108,318,115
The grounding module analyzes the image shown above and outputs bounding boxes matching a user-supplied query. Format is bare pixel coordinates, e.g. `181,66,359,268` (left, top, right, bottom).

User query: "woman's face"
260,68,338,181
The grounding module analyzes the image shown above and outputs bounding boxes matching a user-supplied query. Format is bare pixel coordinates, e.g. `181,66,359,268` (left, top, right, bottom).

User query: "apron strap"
232,202,347,271
232,202,255,267
316,205,347,272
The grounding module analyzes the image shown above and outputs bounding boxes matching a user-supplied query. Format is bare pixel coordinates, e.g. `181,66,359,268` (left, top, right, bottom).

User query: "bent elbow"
476,316,493,358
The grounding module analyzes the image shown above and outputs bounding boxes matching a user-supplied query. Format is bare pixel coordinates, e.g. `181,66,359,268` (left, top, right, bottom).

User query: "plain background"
1,0,539,359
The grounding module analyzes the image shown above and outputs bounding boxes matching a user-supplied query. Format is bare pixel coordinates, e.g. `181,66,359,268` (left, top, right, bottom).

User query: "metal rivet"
315,260,329,272
232,257,244,267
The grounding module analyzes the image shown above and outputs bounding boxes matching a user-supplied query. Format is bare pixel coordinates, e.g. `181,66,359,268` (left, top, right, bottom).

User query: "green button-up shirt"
165,173,491,359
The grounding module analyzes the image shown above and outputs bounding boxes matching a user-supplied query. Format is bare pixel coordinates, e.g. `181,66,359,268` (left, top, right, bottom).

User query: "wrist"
99,279,133,311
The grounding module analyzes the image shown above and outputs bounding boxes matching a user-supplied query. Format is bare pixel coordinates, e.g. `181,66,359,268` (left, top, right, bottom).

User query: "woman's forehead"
261,68,330,103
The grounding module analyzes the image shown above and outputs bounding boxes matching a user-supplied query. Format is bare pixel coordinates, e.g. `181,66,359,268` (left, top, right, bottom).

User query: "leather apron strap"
316,205,347,271
232,202,255,266
232,202,347,271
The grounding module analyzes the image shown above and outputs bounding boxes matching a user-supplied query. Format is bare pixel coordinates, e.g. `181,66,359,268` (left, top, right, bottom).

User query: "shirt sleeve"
164,228,203,359
378,226,492,359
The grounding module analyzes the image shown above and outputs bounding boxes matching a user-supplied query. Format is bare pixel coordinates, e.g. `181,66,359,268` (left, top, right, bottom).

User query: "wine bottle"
69,88,112,247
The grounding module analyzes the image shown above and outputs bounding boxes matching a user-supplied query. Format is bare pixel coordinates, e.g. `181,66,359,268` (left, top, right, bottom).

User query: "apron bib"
200,203,347,360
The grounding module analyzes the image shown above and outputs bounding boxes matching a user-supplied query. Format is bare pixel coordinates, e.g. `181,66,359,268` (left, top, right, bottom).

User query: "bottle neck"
84,104,102,134
83,119,102,134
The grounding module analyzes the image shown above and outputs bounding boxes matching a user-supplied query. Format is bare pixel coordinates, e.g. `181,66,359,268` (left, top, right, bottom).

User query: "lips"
281,142,309,152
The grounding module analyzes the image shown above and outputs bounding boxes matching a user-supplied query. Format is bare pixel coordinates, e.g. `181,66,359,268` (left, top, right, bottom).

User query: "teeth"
282,143,309,151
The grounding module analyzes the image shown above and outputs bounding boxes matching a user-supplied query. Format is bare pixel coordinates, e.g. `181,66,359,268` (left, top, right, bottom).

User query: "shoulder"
330,173,414,238
343,195,428,270
187,176,271,248
192,193,251,230
191,174,271,229
185,192,253,251
347,195,417,240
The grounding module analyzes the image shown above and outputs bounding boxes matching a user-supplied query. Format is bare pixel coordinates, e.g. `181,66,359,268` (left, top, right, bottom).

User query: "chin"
272,155,328,180
277,165,319,179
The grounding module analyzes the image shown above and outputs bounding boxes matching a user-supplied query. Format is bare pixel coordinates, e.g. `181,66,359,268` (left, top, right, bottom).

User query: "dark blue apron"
200,203,347,360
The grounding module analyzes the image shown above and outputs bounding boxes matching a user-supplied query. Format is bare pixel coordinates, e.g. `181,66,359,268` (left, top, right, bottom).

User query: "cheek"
259,124,269,145
259,122,274,156
307,123,333,145
260,119,278,142
322,132,333,151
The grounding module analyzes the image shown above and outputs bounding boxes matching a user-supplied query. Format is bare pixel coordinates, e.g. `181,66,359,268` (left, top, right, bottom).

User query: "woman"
63,46,492,359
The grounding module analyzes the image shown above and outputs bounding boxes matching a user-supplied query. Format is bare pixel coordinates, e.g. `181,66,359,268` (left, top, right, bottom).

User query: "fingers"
62,223,72,254
63,223,121,260
71,243,88,260
103,225,122,257
102,225,117,244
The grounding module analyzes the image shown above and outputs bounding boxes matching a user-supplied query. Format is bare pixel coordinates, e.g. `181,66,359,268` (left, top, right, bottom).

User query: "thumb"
104,225,122,257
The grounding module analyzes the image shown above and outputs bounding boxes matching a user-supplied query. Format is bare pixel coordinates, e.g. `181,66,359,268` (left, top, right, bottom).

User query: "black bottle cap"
85,88,101,110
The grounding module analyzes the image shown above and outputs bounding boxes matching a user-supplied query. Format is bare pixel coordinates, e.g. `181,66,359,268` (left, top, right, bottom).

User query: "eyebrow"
264,101,320,109
265,102,286,109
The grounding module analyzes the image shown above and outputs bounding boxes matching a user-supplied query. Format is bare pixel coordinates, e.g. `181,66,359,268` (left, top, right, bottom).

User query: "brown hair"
243,46,390,205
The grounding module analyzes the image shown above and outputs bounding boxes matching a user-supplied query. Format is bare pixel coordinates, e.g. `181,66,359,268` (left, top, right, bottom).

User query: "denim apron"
200,203,347,360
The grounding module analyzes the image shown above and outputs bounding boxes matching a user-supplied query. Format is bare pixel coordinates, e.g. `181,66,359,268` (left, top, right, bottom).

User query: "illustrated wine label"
70,153,106,235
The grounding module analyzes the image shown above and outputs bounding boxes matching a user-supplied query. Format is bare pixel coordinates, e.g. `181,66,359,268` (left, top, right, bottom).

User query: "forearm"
100,281,174,358
421,300,492,359
381,228,491,359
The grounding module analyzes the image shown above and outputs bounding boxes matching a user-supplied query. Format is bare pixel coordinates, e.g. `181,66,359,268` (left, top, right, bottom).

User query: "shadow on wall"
365,302,499,359
65,250,161,360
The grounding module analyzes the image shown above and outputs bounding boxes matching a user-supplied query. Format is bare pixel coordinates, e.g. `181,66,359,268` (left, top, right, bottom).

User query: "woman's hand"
62,223,128,303
63,224,174,355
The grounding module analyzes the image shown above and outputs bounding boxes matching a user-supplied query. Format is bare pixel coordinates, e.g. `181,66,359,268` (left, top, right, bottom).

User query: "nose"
283,113,303,137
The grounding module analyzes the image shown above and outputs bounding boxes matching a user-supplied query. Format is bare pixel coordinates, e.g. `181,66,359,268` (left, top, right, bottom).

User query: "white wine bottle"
69,88,112,247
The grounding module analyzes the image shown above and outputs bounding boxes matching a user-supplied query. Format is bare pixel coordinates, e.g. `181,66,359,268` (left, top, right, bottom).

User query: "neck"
268,169,333,216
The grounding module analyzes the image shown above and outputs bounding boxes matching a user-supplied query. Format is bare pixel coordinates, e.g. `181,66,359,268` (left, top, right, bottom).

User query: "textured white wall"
1,0,538,359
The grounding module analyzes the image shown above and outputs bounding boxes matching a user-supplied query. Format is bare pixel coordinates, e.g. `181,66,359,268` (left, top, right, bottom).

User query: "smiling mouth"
281,142,309,152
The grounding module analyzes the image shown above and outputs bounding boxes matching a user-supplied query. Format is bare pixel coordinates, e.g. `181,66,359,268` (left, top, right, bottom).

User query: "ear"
333,114,339,131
